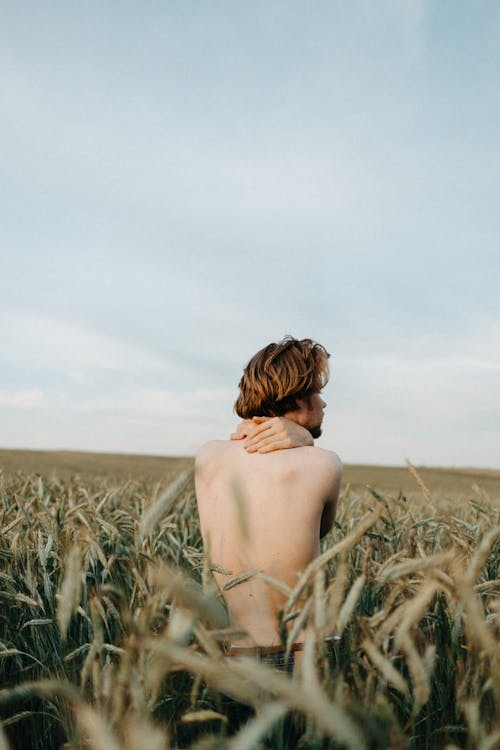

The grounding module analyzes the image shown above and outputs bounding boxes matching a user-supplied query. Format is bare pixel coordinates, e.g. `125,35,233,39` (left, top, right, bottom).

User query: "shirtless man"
195,337,342,650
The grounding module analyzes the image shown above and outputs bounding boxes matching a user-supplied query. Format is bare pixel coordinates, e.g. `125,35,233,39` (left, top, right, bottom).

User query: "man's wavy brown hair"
234,336,330,419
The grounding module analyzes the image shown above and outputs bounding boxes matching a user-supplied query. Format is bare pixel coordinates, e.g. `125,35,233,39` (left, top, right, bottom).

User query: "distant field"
1,447,499,501
0,448,192,484
343,463,500,502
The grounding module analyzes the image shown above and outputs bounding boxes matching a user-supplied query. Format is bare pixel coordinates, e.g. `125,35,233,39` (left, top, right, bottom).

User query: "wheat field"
1,449,500,749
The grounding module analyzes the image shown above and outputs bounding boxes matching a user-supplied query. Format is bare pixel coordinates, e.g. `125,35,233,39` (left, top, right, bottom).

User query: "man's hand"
230,416,314,454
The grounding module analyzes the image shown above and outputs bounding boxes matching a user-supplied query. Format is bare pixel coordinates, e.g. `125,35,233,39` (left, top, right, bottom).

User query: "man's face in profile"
298,392,326,439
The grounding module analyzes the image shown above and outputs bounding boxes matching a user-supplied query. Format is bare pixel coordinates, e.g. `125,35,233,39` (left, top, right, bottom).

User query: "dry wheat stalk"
122,717,169,750
313,568,327,636
74,703,122,750
286,596,313,651
362,638,409,697
325,557,349,627
399,633,434,714
227,653,368,749
152,563,226,627
463,525,500,586
394,580,442,649
406,460,432,501
285,506,384,614
0,723,10,750
56,545,83,640
378,551,454,582
226,700,287,750
336,574,365,635
138,467,193,541
478,729,500,750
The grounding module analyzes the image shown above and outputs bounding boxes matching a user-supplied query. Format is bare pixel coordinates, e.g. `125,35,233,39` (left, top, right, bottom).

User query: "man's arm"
319,454,342,538
230,416,313,453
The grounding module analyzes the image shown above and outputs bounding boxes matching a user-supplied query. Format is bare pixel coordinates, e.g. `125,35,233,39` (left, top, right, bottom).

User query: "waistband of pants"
224,635,341,658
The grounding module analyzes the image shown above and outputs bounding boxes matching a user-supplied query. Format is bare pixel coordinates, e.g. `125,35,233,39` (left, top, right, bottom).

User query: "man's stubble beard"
308,425,322,439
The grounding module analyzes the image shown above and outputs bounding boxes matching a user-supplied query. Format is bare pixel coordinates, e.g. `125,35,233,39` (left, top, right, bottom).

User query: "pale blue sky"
1,2,499,467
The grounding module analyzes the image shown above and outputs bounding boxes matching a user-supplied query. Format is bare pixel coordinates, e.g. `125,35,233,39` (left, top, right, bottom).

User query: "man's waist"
224,635,341,658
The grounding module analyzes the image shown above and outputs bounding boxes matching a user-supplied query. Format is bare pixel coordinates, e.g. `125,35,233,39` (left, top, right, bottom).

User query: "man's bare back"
195,439,342,646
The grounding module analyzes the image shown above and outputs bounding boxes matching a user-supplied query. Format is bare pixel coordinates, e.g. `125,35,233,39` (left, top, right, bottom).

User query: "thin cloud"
71,387,231,420
0,389,45,409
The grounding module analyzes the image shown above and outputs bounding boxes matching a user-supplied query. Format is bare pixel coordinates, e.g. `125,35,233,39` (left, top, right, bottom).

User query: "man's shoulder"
293,445,342,464
196,439,232,457
270,445,342,480
315,447,342,468
299,449,342,505
290,446,342,481
195,440,234,470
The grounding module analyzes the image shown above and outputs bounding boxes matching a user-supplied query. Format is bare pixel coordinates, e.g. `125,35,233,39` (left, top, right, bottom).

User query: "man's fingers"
234,416,289,450
240,417,312,453
231,418,262,440
258,442,286,454
244,421,274,443
257,437,288,453
245,434,288,453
